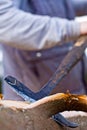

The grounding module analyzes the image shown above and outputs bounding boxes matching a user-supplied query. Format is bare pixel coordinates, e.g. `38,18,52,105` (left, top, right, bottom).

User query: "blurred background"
0,16,87,94
0,46,3,93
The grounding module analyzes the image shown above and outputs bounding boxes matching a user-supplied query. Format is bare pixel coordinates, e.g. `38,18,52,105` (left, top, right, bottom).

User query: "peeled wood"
0,93,87,130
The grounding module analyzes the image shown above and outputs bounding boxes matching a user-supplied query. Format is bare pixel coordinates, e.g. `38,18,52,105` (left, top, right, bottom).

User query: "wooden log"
0,93,87,130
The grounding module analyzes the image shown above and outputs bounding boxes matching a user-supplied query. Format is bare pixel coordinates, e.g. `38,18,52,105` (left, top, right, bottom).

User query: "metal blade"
4,75,52,100
53,113,78,128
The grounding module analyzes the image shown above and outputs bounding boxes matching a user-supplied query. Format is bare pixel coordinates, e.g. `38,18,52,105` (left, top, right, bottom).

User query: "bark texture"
0,93,87,130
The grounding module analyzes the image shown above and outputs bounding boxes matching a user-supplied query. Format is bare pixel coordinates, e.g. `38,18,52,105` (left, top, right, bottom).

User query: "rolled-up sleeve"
71,0,87,16
0,0,80,50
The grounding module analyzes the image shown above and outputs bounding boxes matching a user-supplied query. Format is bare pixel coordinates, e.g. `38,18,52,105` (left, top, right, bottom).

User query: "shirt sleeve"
71,0,87,16
0,0,80,50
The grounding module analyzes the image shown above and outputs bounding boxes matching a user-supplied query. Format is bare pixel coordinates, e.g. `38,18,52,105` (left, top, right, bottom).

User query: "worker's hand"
80,21,87,35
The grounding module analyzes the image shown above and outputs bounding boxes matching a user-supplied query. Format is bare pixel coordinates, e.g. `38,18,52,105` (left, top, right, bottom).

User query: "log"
0,93,87,130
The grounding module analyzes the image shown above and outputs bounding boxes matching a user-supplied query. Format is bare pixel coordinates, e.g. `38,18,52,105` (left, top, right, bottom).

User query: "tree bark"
0,93,87,130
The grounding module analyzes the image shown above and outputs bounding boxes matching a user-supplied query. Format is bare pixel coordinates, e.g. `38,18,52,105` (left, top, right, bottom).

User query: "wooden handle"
41,35,87,94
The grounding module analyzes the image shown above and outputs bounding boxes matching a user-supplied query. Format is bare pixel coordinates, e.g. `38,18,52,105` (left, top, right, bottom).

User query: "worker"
0,0,87,100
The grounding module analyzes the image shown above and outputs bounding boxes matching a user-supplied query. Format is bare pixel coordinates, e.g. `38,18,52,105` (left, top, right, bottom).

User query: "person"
0,0,87,101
